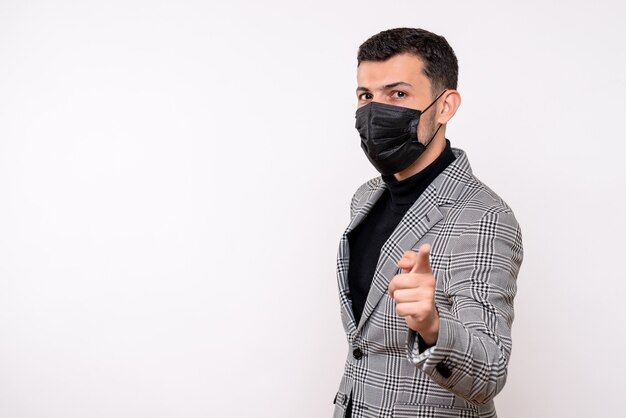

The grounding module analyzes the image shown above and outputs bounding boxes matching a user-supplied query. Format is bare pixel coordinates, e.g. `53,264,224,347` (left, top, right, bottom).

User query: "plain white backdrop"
1,1,625,417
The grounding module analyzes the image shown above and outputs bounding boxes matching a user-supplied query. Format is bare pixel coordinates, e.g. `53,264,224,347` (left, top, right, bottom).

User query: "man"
333,28,523,418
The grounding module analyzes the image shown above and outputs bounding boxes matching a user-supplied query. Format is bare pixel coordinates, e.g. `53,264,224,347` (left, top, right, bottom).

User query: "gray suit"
333,148,523,417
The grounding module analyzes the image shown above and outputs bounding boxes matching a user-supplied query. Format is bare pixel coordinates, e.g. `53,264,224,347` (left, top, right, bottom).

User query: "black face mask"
355,90,447,175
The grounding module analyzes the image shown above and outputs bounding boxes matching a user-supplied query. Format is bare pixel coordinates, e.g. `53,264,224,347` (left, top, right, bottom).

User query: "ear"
436,90,461,125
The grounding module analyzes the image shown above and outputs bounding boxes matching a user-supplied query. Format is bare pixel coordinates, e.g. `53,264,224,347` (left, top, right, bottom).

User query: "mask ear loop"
416,89,448,147
421,89,448,113
423,123,443,148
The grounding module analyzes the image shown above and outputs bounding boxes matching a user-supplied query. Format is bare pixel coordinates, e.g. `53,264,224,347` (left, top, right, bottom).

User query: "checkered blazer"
333,148,523,418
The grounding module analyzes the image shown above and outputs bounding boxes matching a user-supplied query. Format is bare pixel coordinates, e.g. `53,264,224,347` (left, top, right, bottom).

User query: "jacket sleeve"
406,210,523,405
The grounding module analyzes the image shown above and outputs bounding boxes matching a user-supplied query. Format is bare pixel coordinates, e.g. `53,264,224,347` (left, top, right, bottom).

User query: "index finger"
410,243,432,274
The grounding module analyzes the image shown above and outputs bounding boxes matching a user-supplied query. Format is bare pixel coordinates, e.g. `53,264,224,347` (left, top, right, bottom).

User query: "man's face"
356,53,438,144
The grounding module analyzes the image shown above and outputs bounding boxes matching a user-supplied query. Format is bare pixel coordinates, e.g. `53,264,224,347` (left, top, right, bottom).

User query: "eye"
391,91,407,98
358,92,373,101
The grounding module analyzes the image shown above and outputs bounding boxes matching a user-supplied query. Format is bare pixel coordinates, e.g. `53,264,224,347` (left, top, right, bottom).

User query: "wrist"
417,315,439,346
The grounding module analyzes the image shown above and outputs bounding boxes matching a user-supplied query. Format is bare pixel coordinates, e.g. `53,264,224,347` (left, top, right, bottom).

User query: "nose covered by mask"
355,90,446,176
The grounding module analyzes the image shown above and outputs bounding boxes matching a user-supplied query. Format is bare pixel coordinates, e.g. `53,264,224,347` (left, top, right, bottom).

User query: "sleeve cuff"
407,329,436,365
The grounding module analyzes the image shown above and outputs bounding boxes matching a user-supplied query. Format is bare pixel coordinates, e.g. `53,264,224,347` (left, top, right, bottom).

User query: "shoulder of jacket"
448,147,516,217
352,176,382,200
451,174,519,224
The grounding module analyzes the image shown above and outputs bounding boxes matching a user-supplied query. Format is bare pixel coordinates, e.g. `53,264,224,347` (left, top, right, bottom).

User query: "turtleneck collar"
381,139,456,209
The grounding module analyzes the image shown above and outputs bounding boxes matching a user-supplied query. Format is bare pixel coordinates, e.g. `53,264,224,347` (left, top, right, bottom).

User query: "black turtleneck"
347,140,456,324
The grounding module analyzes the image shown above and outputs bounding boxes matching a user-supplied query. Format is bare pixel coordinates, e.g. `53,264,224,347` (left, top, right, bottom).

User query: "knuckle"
411,310,427,323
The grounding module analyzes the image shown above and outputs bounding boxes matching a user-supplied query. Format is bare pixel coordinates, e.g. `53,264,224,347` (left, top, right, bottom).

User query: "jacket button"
353,348,363,359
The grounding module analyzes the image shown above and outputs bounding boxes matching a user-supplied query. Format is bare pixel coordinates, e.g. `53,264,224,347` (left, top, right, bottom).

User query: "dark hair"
357,28,458,97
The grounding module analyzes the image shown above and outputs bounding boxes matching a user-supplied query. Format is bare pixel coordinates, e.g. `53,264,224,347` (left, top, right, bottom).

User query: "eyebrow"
356,81,413,94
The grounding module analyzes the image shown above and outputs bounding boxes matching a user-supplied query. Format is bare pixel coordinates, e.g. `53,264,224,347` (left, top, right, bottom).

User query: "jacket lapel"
356,185,444,331
336,179,386,336
339,149,473,334
346,180,387,235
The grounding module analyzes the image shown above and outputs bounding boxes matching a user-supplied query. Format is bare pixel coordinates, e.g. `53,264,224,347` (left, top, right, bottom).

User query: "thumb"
410,243,432,274
398,250,418,274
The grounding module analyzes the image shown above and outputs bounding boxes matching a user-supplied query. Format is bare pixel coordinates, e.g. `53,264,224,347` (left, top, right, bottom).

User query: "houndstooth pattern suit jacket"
333,148,523,418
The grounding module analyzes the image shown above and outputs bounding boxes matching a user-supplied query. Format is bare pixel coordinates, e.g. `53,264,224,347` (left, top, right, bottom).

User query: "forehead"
357,53,430,91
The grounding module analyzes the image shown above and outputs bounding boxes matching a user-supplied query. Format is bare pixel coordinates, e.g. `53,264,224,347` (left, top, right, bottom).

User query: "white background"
1,1,625,417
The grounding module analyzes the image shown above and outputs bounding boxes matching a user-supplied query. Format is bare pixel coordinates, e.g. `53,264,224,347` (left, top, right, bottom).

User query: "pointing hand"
388,243,439,345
